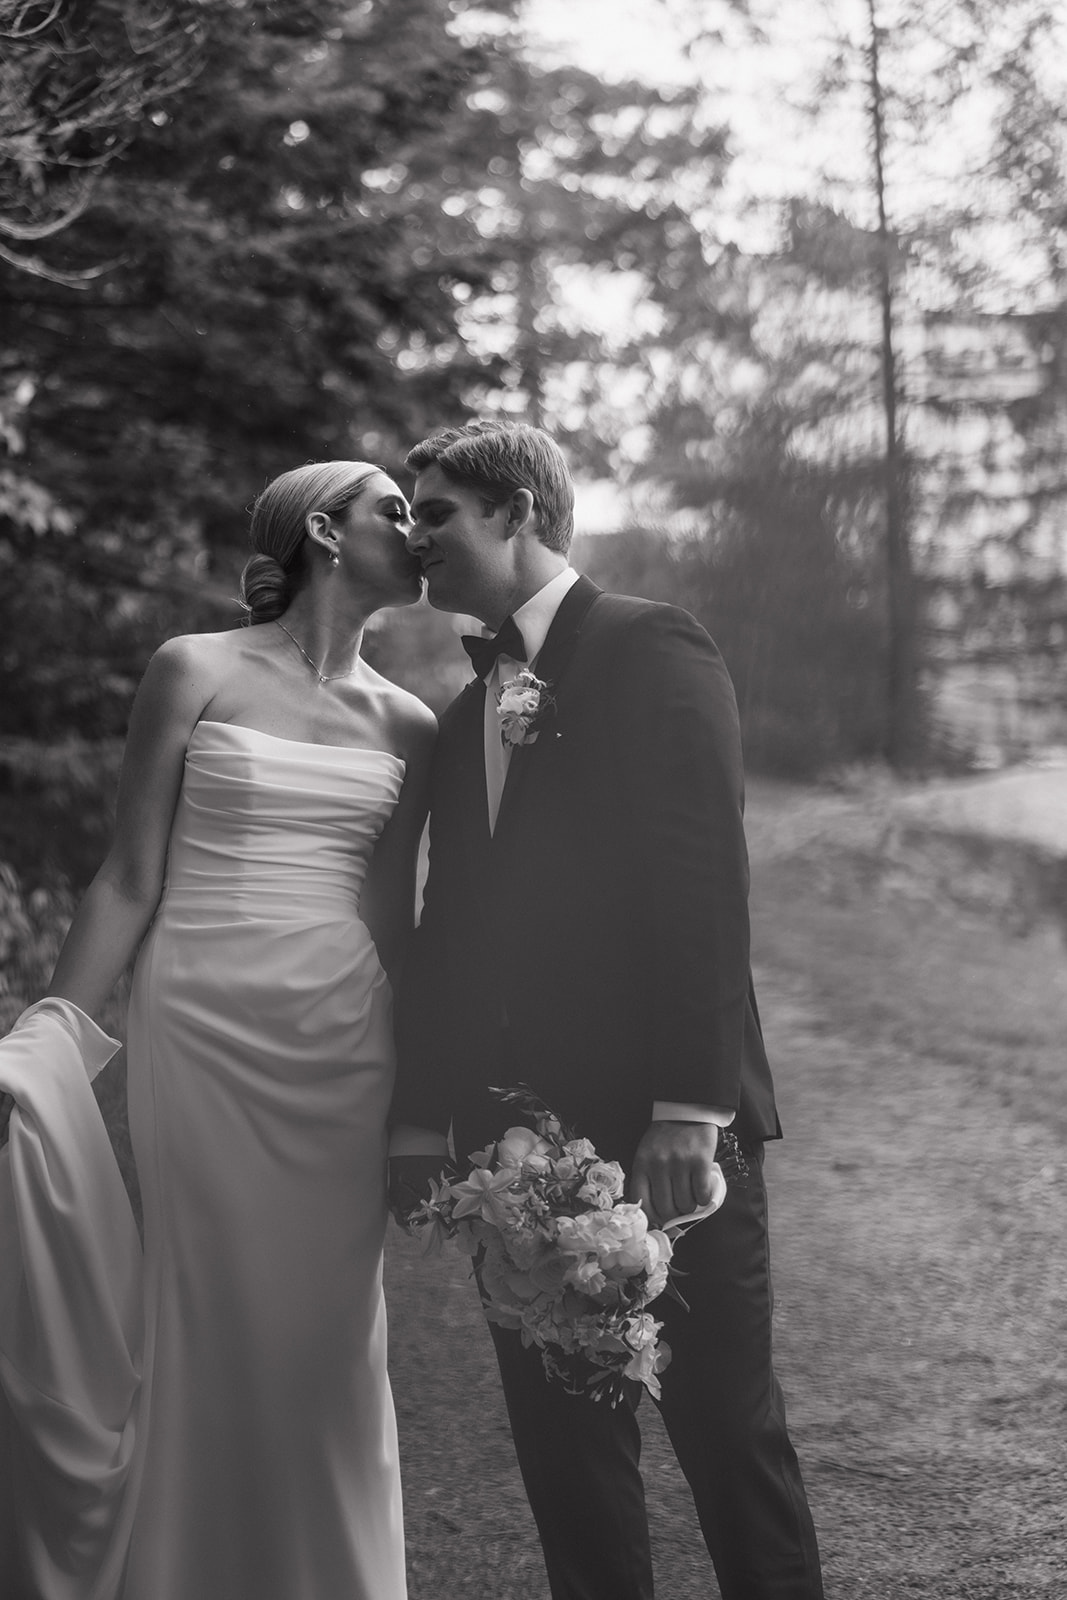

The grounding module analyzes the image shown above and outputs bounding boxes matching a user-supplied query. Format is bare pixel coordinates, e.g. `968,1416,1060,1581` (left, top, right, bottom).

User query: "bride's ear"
305,510,341,562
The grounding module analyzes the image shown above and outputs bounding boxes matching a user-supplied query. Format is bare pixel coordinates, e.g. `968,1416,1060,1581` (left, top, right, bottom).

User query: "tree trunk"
866,0,920,768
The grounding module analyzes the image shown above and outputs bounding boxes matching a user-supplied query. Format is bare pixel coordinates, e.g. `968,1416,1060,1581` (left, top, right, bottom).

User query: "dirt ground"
387,775,1067,1598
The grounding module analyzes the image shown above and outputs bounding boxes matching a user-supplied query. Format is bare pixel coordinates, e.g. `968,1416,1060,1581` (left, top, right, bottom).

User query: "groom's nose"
405,521,429,553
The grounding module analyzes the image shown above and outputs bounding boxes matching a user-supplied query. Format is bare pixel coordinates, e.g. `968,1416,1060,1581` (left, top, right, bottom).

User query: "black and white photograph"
1,1,1064,1596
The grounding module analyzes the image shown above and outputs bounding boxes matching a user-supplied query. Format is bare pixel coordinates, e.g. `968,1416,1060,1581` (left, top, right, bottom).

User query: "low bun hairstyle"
240,552,292,625
239,460,382,625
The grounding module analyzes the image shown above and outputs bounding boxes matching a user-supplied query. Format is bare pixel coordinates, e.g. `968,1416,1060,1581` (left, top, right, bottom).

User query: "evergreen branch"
0,237,112,285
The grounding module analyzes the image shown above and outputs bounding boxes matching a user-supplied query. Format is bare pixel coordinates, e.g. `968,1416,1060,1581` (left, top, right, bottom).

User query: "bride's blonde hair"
239,461,381,624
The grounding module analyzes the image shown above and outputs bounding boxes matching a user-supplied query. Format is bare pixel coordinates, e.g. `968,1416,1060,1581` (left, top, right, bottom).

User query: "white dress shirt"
483,567,580,833
388,568,733,1158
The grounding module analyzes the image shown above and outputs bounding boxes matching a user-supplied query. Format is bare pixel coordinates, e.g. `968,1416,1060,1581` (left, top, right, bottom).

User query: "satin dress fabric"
0,721,407,1600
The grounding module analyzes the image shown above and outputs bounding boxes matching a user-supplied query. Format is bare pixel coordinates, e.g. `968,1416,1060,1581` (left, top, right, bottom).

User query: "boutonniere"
497,669,555,748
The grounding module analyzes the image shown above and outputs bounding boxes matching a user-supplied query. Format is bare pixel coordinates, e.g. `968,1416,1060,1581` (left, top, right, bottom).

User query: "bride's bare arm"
47,637,216,1019
359,704,436,983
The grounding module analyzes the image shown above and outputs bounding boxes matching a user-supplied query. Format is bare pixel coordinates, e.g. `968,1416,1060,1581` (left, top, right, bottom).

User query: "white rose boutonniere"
497,668,554,748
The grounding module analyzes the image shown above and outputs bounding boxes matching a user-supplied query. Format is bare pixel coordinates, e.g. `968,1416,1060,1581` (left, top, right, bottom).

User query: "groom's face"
407,463,513,623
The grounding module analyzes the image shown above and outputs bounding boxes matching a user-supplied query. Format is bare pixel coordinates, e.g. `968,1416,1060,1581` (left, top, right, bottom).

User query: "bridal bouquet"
408,1088,677,1404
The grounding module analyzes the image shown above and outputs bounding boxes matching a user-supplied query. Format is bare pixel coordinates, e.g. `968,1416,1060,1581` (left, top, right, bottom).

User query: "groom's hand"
388,1154,452,1227
629,1120,720,1229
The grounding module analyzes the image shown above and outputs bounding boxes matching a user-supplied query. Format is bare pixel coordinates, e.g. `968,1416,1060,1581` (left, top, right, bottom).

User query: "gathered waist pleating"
158,875,363,925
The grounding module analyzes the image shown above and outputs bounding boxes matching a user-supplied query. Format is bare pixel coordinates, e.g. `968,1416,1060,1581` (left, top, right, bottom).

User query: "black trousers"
488,1148,824,1600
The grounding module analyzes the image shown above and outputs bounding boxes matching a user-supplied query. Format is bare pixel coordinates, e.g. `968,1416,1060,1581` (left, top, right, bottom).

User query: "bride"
0,461,434,1600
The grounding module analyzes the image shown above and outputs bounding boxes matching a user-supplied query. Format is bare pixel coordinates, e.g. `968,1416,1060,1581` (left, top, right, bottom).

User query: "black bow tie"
461,616,528,679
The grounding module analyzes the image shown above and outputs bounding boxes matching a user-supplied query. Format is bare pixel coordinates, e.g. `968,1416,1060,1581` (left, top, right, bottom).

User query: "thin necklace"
276,620,361,685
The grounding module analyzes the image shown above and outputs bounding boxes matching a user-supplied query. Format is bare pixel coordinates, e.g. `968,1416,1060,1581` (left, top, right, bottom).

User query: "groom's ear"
503,488,536,539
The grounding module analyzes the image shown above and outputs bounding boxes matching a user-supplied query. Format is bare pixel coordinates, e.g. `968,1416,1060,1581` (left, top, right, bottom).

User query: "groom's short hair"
405,421,575,553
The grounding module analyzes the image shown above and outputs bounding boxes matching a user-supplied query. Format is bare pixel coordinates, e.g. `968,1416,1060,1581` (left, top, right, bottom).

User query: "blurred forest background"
4,11,1065,1590
1,0,1065,985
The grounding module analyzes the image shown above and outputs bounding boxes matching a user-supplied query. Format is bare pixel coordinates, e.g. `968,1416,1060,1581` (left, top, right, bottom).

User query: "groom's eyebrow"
411,495,454,518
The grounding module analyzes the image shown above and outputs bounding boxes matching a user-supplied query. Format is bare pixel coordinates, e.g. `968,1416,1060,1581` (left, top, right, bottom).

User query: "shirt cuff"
388,1125,451,1159
652,1102,736,1127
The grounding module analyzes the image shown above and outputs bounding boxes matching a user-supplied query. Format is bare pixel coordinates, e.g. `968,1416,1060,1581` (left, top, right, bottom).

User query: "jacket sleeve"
612,603,752,1110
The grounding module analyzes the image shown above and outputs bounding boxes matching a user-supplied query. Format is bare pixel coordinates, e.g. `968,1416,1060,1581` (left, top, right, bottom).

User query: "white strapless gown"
0,721,407,1600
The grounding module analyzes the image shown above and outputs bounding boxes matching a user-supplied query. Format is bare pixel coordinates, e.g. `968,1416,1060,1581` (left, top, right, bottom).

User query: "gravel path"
389,775,1067,1597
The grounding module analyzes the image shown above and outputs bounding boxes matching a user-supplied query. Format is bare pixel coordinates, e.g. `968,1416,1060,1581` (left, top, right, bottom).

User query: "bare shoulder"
361,660,435,731
137,629,243,727
381,680,437,767
148,628,237,683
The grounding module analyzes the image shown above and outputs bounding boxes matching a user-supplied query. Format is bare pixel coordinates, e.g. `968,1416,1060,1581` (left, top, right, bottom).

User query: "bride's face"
336,473,422,604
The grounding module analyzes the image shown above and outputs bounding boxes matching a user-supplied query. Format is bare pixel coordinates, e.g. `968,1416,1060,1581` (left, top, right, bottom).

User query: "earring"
329,552,340,567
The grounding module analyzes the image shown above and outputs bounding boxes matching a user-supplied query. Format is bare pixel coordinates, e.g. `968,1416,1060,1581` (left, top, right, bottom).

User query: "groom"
389,421,823,1600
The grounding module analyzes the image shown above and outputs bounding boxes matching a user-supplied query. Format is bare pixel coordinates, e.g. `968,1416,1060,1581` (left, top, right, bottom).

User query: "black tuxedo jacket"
392,576,781,1170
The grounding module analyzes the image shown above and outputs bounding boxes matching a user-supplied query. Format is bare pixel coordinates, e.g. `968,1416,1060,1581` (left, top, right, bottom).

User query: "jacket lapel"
437,676,492,866
528,573,601,687
491,574,601,842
